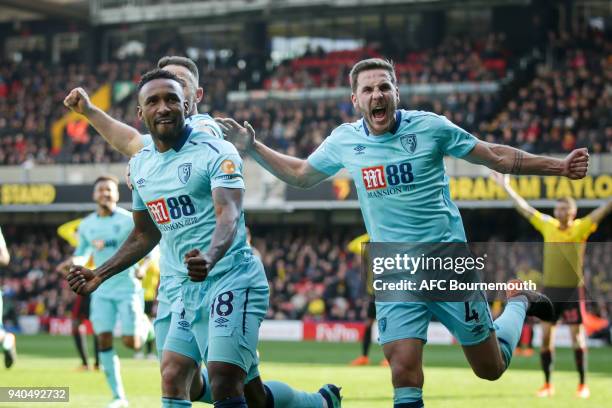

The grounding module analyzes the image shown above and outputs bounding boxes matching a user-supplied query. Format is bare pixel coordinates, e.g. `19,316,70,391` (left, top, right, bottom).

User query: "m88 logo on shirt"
361,162,414,191
146,195,195,224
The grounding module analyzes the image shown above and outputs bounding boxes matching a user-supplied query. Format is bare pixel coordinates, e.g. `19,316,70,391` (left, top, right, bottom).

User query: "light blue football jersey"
140,113,223,146
74,207,141,298
308,110,478,243
129,125,251,279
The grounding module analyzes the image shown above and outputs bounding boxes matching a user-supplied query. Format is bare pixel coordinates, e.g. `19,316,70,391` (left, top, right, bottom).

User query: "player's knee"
390,360,423,388
473,362,504,381
97,333,113,350
210,376,243,401
209,367,244,401
161,360,189,396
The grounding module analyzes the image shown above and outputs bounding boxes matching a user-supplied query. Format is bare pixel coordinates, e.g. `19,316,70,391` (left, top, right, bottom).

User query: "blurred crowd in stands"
266,33,510,90
475,30,611,154
1,224,610,334
0,29,609,165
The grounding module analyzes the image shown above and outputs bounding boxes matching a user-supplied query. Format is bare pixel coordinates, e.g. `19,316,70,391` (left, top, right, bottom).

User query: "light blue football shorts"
154,275,202,362
90,291,145,336
376,297,495,346
166,255,268,382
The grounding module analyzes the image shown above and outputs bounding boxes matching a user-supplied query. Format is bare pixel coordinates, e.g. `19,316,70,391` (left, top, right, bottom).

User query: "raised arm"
465,141,589,179
216,118,328,189
67,210,160,295
491,172,537,219
587,199,612,225
64,87,144,156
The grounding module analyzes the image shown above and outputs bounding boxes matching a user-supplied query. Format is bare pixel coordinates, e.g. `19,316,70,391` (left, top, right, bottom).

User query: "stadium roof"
0,0,88,22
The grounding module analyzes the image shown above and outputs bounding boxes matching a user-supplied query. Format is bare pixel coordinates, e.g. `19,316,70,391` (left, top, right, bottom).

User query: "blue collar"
172,125,193,152
363,110,401,136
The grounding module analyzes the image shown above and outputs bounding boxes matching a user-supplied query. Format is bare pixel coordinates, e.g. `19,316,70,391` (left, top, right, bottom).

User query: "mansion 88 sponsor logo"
361,162,415,198
146,195,198,230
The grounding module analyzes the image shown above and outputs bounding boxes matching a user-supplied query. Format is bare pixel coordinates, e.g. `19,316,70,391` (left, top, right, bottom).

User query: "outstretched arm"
67,210,160,295
465,141,589,179
216,118,328,189
587,199,612,225
491,172,537,219
64,87,144,156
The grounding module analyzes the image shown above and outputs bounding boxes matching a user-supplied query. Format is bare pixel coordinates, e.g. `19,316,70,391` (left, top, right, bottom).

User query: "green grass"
1,334,611,407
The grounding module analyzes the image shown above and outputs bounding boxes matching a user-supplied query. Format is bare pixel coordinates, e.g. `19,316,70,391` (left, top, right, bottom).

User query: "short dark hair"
158,56,199,85
349,58,397,92
137,68,185,91
94,175,119,187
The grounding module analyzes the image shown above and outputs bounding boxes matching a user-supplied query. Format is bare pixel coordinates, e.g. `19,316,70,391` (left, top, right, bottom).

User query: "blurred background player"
494,172,612,399
0,226,17,369
57,218,100,370
347,233,388,367
66,175,155,408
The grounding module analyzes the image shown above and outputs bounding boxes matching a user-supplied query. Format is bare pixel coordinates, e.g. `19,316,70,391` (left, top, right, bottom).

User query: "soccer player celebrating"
66,176,154,408
64,56,223,403
216,58,590,407
0,226,17,369
67,70,340,408
493,173,612,399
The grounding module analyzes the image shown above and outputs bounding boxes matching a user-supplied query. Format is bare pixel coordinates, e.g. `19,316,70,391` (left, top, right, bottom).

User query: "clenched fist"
66,265,102,295
184,249,211,282
63,87,94,116
562,148,589,180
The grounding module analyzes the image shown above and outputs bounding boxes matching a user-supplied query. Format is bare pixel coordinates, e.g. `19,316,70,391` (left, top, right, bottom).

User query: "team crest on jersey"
378,317,387,333
178,163,192,184
400,134,417,154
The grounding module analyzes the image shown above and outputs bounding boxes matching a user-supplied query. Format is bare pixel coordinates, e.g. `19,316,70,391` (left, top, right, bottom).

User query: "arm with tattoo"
464,141,589,179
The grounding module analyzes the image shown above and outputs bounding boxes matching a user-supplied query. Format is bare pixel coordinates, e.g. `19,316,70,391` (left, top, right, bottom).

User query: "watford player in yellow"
348,233,389,367
494,173,612,399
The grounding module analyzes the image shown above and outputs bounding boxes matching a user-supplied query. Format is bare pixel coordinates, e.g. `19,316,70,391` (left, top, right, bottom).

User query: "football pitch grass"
1,334,611,407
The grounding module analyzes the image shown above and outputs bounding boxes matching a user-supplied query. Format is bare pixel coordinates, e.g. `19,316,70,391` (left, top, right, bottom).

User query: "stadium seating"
1,29,608,166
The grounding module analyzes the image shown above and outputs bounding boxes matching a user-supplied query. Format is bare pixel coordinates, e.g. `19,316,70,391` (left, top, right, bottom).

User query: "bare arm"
216,118,328,189
64,87,144,156
587,199,612,225
67,211,160,294
465,141,589,179
491,172,537,219
184,187,246,281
